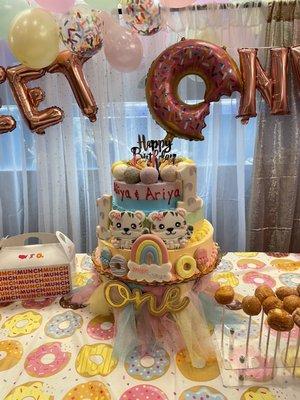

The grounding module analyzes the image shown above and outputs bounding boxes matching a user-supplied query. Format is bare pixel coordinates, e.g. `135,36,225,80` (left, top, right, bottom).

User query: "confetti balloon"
122,0,163,36
35,0,75,14
59,5,103,57
85,0,119,12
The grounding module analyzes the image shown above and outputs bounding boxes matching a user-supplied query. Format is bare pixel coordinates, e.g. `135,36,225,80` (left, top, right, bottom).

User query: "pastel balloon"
8,8,60,69
59,6,103,57
85,0,119,12
104,25,143,72
122,0,163,36
35,0,75,14
0,0,29,39
160,0,195,7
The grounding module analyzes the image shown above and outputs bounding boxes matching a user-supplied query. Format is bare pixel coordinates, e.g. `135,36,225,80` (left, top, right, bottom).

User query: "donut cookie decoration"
44,311,83,339
75,343,118,377
120,385,168,400
0,340,23,371
104,280,190,317
124,346,170,381
179,385,228,400
25,342,71,377
146,39,242,141
63,381,111,400
2,311,42,337
176,255,198,279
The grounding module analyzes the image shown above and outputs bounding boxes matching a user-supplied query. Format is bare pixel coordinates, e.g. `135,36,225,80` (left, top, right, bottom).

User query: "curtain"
0,2,267,253
248,0,300,252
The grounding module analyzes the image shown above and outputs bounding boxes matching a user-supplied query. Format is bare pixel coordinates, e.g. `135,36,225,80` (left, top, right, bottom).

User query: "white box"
0,232,74,302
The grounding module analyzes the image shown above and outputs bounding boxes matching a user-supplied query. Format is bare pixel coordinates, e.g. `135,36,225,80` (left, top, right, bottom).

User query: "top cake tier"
111,157,203,215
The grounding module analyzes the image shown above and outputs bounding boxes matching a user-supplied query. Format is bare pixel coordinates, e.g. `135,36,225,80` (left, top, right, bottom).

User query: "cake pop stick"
292,308,300,375
255,285,274,349
267,308,294,373
214,286,235,352
292,332,300,376
242,296,262,360
284,331,291,364
272,332,281,378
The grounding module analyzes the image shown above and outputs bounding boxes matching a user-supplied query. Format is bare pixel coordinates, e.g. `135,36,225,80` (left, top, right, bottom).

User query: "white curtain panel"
0,2,266,252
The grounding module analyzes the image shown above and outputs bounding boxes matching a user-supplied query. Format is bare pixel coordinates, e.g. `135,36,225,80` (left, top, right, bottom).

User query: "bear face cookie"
148,208,192,249
109,210,146,249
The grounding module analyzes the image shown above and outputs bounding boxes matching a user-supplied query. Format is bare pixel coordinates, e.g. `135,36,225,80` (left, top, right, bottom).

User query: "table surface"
0,252,299,399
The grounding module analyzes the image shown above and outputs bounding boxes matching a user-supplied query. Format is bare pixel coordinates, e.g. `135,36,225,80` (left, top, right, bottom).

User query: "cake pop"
283,295,300,315
242,296,262,316
214,286,235,305
160,165,177,182
255,284,274,349
242,296,262,360
267,308,294,332
267,308,294,372
262,296,283,314
275,286,297,300
215,286,235,351
255,285,274,303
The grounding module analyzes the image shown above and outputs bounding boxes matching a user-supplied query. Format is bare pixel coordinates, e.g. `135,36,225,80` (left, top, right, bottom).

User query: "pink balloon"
35,0,75,14
104,25,143,72
160,0,195,8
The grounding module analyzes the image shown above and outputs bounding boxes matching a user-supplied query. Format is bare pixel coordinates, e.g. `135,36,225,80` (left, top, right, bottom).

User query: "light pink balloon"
35,0,75,14
104,25,143,72
160,0,195,8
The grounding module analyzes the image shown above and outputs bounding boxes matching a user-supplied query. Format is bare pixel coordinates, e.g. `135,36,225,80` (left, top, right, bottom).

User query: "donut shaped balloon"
146,39,242,141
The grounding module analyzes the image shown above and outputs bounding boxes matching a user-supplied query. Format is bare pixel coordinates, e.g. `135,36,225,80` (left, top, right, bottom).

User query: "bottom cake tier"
93,219,220,285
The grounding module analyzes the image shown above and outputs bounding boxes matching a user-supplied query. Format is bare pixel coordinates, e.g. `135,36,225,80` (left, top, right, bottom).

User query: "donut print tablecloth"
0,252,299,400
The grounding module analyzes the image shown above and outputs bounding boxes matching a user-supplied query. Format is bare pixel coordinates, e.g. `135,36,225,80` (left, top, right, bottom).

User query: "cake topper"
131,134,176,164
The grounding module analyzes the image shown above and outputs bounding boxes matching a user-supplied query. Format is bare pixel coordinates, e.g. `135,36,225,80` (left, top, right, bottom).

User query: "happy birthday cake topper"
131,134,176,163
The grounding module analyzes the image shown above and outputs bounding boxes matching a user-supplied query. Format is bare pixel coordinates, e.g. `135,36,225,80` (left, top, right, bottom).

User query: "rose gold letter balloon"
0,67,16,134
291,46,300,87
238,47,289,122
146,39,242,141
47,51,98,122
6,64,64,134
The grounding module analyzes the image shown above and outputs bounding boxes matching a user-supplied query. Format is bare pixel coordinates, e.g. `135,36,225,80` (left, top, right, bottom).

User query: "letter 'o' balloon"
146,39,242,141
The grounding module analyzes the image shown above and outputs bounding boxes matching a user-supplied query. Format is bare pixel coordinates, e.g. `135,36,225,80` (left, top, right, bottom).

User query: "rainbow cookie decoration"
128,234,172,283
131,234,169,266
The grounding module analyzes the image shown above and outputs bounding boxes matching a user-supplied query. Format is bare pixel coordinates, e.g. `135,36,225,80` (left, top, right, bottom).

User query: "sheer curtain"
0,2,267,253
248,0,300,252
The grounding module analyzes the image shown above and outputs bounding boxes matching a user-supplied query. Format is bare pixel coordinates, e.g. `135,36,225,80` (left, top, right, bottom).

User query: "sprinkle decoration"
59,6,103,57
122,0,163,36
